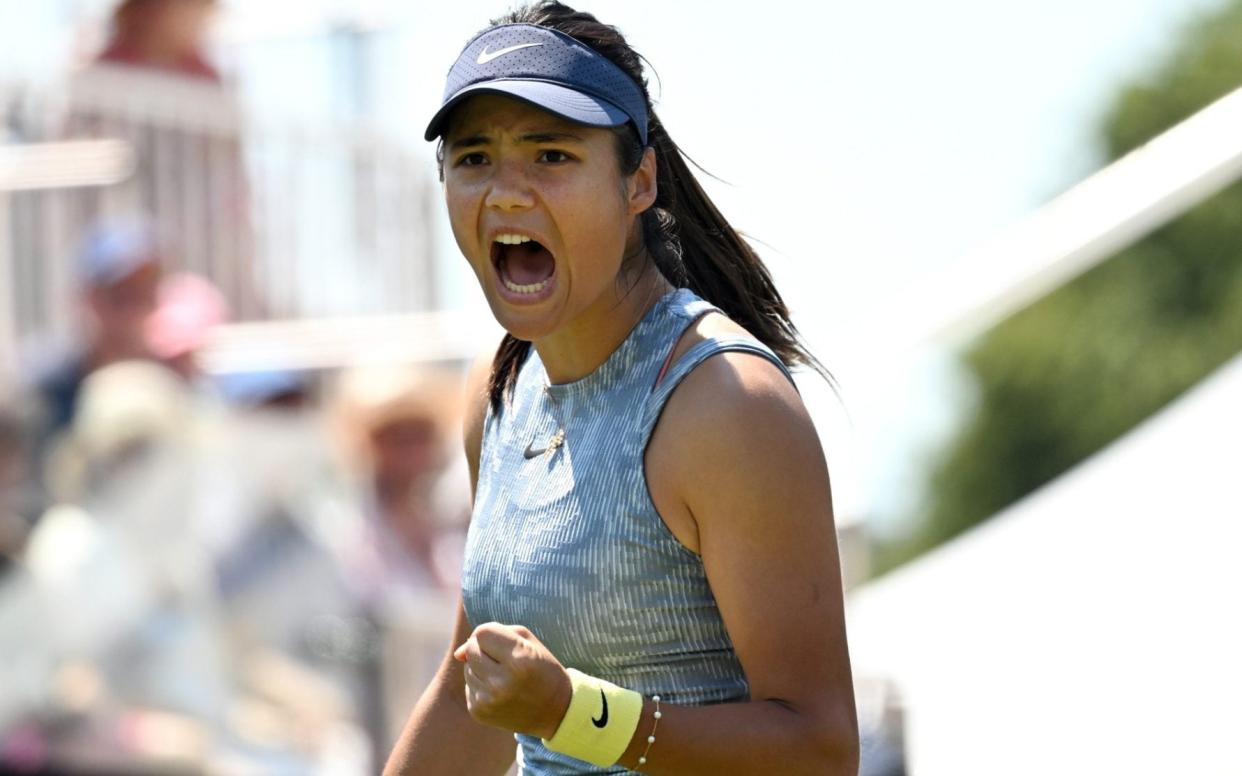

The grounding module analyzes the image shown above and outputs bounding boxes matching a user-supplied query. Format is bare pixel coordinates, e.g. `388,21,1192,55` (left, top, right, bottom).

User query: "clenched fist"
453,622,573,739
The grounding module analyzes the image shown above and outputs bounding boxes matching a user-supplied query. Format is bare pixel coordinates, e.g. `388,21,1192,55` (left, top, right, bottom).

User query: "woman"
385,3,857,774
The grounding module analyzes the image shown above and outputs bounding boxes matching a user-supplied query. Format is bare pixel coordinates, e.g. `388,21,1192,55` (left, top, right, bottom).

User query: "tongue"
502,242,555,285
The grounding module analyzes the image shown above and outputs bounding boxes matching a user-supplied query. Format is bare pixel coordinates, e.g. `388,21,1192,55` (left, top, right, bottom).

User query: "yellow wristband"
542,668,643,767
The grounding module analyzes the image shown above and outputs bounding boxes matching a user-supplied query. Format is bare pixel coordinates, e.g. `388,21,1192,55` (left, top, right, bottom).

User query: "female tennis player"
384,3,857,774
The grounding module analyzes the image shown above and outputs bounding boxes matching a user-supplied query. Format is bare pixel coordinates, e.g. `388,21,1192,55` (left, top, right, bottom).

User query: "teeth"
493,234,551,295
503,277,551,294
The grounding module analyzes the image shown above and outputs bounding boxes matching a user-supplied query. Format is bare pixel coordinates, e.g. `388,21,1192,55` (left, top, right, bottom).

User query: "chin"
484,293,559,343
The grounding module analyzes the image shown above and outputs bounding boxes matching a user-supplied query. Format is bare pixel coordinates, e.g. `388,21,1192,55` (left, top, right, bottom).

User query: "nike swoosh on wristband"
477,42,544,64
591,689,609,728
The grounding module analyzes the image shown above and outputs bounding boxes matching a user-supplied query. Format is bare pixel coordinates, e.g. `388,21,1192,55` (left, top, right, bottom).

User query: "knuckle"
510,655,535,682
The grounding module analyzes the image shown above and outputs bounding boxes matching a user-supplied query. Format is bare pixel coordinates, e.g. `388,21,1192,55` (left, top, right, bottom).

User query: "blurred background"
2,0,1241,773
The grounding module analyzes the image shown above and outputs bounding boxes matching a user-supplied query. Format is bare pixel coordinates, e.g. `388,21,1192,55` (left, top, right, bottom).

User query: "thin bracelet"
637,694,661,768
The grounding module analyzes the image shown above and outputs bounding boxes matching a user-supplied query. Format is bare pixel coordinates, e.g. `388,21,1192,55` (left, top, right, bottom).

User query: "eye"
454,152,488,167
538,149,572,164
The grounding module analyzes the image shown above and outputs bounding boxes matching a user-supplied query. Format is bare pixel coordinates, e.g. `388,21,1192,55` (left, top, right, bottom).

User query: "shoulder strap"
640,335,796,434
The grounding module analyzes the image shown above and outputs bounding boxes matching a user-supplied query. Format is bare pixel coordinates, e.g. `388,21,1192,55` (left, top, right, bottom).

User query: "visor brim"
424,79,632,141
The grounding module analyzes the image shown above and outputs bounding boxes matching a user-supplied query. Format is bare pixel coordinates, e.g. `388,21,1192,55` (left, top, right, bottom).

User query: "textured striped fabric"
462,288,794,775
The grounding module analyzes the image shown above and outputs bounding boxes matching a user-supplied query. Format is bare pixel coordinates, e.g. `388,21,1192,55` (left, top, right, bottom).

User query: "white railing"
1,65,439,369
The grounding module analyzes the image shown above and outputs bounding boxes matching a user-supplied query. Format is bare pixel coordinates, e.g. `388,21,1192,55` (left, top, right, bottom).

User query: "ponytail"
484,2,829,414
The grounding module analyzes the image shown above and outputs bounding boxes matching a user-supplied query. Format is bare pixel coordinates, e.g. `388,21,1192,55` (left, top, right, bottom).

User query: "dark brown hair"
477,1,829,412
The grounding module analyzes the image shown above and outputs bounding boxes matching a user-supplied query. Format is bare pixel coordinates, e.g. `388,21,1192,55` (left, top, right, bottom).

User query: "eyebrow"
447,130,585,150
520,131,585,143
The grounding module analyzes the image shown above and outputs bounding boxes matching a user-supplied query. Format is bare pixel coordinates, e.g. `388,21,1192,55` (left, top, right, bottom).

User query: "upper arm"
654,352,855,724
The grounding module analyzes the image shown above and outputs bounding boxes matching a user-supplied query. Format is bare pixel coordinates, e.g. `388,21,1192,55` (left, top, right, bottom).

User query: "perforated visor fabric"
425,23,648,143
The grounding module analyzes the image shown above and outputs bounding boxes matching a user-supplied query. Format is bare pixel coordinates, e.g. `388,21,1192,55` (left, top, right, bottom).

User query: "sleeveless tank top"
461,288,795,775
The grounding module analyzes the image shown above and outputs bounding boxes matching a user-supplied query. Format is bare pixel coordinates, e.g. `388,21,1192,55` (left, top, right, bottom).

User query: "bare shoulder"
646,313,825,552
668,356,811,461
661,311,809,443
667,310,750,361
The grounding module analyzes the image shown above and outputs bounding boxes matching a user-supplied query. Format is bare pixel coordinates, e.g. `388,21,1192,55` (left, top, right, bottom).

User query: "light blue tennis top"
461,288,794,775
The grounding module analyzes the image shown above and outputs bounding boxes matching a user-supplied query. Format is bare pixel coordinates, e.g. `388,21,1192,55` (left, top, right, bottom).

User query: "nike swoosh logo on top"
591,689,609,728
523,441,547,459
477,42,544,64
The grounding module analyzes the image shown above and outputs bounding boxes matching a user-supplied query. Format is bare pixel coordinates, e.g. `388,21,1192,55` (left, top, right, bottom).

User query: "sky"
2,0,1229,528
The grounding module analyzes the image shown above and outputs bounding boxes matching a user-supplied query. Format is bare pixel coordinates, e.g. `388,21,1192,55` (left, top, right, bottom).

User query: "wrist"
538,667,574,740
542,669,643,767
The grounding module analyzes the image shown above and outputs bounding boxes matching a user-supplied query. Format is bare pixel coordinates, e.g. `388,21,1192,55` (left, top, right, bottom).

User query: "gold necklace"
543,381,566,454
523,382,566,459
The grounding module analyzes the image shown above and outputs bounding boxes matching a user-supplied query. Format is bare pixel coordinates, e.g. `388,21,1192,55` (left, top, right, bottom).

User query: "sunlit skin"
442,94,668,384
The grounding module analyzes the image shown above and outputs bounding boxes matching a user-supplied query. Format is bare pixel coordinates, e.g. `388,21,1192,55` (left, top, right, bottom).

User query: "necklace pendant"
547,428,565,454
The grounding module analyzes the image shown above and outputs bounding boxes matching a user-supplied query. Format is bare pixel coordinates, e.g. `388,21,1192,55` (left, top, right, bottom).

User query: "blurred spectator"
0,392,39,575
330,365,470,605
202,372,381,769
28,217,162,460
3,360,231,770
327,365,469,754
5,358,473,771
44,359,195,506
216,369,313,412
145,272,230,384
98,0,223,82
68,0,264,318
4,359,371,772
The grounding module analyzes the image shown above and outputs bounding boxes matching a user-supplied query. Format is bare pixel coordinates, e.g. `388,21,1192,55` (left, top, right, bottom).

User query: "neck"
534,261,673,385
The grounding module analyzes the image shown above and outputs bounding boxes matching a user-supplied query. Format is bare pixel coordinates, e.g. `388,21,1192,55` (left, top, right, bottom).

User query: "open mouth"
491,234,556,295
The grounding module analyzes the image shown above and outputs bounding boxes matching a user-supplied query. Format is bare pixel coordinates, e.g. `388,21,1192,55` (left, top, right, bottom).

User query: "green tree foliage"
883,0,1242,571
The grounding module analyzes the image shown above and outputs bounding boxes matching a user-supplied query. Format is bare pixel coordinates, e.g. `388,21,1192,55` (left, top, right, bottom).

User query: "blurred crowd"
0,214,470,774
1,2,468,773
0,213,469,774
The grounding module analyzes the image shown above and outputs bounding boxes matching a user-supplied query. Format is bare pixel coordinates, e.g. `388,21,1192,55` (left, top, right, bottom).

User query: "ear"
627,146,658,216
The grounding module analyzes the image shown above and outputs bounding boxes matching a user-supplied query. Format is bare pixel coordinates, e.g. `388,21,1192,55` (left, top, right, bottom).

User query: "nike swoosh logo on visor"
477,42,544,64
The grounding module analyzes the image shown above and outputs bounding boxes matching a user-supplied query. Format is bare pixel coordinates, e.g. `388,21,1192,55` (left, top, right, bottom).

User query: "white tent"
846,354,1242,775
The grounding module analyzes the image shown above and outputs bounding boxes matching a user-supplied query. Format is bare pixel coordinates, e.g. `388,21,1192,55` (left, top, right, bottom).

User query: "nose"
484,159,535,211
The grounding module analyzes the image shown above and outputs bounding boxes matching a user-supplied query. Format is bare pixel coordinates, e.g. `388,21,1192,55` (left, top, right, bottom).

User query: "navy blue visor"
424,23,649,145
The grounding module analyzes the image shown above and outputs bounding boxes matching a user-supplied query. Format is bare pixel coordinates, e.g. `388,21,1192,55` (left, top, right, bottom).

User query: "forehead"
443,93,598,141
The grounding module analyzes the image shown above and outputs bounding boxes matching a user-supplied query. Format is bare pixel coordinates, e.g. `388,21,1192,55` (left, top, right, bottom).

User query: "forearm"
383,656,516,776
614,697,858,776
454,621,858,774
